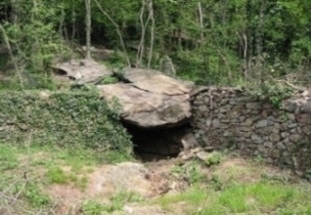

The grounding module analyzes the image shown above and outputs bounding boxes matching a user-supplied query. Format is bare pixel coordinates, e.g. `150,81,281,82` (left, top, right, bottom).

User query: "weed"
100,76,119,85
248,82,293,109
152,186,208,213
82,201,109,215
47,166,68,184
81,191,143,214
75,176,88,191
187,164,205,185
0,144,19,171
111,190,144,204
24,182,50,207
202,151,223,167
210,174,223,191
171,164,184,175
172,161,206,185
254,155,266,164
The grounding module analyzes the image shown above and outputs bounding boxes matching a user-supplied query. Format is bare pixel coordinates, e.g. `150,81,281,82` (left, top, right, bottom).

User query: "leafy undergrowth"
1,143,311,215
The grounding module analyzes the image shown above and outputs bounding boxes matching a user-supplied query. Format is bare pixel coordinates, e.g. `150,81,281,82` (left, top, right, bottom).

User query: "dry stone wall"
190,86,311,174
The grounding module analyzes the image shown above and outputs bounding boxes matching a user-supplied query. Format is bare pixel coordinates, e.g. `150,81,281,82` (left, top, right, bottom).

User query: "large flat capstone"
97,68,193,128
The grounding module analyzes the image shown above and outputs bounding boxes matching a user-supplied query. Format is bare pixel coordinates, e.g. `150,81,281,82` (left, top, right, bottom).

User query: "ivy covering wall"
0,90,132,154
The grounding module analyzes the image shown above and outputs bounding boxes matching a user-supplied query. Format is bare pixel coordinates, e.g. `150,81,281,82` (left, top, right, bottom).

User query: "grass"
81,191,144,215
152,181,311,215
0,141,134,214
2,142,311,215
0,144,19,171
151,157,311,215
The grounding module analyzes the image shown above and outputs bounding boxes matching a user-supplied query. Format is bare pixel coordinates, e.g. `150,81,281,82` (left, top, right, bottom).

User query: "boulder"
98,68,193,128
52,59,112,85
121,67,194,95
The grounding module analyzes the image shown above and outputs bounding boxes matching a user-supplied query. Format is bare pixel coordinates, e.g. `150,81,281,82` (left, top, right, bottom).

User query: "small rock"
240,127,253,132
123,205,133,214
17,123,28,131
256,119,267,128
287,123,297,128
281,132,289,138
289,128,296,134
223,131,230,137
242,118,253,126
246,102,261,109
196,151,211,161
198,105,208,112
204,146,215,152
287,113,296,121
263,142,273,148
206,118,212,127
283,101,297,112
258,145,266,152
266,157,274,163
282,151,290,157
269,133,281,143
283,138,290,144
190,147,203,154
229,99,237,105
219,106,229,113
272,149,281,158
181,153,193,161
289,134,301,143
220,98,229,105
212,119,221,128
286,142,296,151
272,128,279,134
251,134,262,143
302,90,309,97
235,96,249,102
276,142,286,150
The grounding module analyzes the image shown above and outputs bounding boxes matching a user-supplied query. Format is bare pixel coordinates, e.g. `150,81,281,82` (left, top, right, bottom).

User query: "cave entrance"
122,122,191,162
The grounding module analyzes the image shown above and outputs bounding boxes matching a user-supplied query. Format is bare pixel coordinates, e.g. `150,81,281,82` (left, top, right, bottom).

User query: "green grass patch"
82,191,144,214
46,164,89,190
47,166,68,184
23,182,50,207
153,181,311,215
171,161,207,186
0,144,19,171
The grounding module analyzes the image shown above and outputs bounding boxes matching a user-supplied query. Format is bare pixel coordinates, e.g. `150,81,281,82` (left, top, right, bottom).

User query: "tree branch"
136,0,152,67
0,24,23,87
94,0,130,66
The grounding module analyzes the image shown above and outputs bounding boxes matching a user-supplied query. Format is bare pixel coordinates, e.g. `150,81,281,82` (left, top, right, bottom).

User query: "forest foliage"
0,0,311,88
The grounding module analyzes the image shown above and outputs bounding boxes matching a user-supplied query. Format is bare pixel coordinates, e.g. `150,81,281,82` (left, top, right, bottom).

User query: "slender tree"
85,0,92,59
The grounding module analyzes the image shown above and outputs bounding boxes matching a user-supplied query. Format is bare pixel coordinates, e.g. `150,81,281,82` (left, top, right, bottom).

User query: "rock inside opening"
122,122,191,162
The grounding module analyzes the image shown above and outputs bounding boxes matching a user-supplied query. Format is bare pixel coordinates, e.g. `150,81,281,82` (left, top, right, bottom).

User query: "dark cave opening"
122,121,191,162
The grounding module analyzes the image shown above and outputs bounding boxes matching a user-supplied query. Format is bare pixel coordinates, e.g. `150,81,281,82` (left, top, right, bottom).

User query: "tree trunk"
85,0,92,59
147,0,155,68
197,1,204,42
